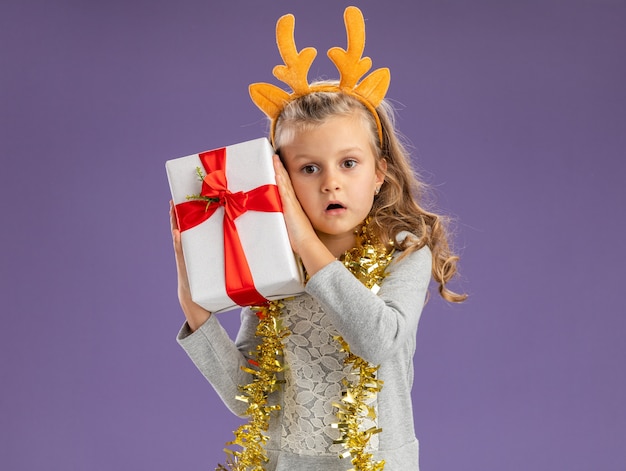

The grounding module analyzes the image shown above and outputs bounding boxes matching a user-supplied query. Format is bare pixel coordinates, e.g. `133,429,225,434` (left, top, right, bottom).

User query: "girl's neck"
316,231,357,259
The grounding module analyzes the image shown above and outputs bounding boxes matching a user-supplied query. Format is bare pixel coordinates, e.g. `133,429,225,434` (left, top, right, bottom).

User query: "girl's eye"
342,159,358,169
302,164,319,174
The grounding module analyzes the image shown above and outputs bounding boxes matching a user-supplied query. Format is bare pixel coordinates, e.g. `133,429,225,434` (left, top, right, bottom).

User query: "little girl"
170,7,465,471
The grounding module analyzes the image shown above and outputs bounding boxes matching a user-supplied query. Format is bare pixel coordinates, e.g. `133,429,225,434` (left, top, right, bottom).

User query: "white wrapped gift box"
166,137,304,314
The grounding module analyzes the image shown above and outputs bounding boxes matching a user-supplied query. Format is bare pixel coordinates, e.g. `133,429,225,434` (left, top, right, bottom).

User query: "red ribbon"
174,147,282,307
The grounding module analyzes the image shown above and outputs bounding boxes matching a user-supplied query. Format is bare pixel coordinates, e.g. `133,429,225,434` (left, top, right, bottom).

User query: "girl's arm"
171,201,257,416
176,308,259,417
305,244,432,365
170,201,211,331
271,154,430,364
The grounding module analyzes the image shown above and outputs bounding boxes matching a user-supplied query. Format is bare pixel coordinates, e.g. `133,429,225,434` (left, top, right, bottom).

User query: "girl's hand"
272,155,318,254
170,200,211,331
272,155,335,276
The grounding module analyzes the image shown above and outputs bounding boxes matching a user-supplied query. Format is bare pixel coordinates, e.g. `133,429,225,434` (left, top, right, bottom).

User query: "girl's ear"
376,158,388,185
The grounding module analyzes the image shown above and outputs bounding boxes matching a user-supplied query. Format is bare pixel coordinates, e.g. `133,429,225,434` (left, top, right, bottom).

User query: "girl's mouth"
325,202,346,214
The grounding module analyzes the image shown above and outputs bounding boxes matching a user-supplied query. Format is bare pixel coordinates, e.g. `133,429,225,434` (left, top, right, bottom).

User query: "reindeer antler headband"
249,6,390,147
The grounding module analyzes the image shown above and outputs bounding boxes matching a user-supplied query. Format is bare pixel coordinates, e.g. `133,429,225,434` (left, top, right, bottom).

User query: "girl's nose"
321,170,340,192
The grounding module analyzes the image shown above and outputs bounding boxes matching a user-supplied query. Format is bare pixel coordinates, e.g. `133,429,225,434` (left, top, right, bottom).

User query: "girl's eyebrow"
338,146,366,155
288,153,318,162
290,147,365,160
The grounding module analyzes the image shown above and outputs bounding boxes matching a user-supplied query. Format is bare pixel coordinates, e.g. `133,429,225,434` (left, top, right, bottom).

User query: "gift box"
166,137,305,314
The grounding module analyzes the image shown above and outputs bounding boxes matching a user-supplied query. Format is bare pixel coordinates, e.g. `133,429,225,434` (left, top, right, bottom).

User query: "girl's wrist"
297,237,336,277
179,297,211,332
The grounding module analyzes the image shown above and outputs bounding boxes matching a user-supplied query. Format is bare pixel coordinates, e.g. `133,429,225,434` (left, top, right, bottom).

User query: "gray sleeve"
304,246,432,364
176,307,260,416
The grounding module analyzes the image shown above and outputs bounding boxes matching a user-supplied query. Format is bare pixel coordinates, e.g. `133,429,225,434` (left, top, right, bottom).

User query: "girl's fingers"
273,155,318,254
273,155,297,211
170,200,182,245
170,200,178,229
169,201,188,280
273,155,300,210
169,200,178,232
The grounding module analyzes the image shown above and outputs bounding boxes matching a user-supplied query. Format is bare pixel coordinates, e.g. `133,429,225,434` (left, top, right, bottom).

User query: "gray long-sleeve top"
177,244,431,470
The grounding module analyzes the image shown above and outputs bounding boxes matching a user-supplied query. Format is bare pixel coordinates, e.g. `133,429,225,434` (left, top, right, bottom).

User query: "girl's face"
279,113,386,252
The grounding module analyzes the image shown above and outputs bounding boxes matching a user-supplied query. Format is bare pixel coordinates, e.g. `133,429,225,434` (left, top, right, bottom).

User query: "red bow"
175,147,283,307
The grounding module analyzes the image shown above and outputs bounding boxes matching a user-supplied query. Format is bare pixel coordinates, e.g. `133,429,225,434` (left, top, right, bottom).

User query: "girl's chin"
323,207,348,217
314,228,357,242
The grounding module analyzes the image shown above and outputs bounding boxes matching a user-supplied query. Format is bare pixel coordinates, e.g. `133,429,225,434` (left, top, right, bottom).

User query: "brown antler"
327,6,372,89
249,6,390,144
249,14,317,119
272,14,317,95
328,6,390,107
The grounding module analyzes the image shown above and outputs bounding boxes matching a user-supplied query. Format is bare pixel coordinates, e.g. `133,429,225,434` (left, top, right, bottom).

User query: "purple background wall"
2,0,625,469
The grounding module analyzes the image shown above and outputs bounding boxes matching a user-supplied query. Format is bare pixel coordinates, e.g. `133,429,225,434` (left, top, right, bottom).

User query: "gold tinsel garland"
218,220,393,471
217,301,289,471
331,221,393,471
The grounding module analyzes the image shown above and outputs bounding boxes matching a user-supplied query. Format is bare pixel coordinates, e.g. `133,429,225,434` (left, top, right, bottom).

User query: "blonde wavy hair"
273,87,466,303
